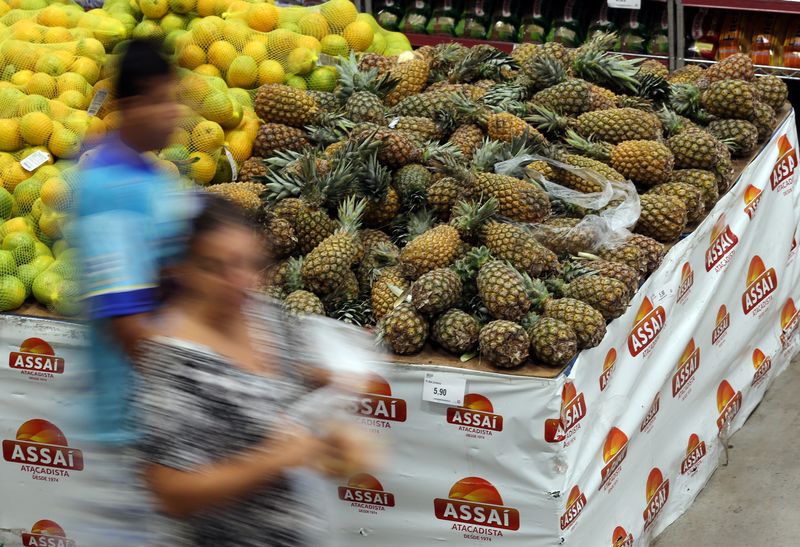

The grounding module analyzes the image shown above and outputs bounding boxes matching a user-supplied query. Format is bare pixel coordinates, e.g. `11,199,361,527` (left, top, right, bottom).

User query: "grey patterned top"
133,297,322,546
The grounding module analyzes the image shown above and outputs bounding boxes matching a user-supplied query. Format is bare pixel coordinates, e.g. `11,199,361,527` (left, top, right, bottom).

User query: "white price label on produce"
607,0,641,8
422,372,466,406
20,149,51,172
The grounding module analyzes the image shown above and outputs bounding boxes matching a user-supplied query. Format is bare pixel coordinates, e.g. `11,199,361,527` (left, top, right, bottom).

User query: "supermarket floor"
654,355,800,546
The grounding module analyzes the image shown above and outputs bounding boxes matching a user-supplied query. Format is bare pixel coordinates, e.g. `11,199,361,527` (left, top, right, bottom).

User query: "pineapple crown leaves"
572,49,642,94
581,31,621,55
419,140,465,165
404,208,436,243
283,256,306,293
563,129,613,162
450,45,519,84
355,151,392,201
636,72,671,105
327,298,374,328
336,52,399,102
520,54,569,90
480,83,532,108
525,104,573,136
656,107,686,136
452,245,493,284
519,311,543,332
527,277,553,309
668,82,712,123
471,138,508,172
449,197,499,238
334,196,368,236
305,112,356,147
471,133,540,175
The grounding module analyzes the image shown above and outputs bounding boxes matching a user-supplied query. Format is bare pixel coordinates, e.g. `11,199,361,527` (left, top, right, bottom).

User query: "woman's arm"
144,429,324,517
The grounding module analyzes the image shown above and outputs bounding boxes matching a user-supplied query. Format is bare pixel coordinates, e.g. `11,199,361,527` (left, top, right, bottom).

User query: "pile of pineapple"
237,34,788,370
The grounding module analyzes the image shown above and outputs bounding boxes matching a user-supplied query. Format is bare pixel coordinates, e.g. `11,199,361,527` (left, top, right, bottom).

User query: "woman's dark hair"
115,39,173,100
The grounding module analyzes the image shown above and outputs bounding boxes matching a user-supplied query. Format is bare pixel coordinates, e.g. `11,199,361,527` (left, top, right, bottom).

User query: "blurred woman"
133,195,359,546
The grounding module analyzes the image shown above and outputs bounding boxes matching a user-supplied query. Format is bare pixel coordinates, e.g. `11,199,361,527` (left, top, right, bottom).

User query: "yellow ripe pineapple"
254,83,319,127
385,58,430,107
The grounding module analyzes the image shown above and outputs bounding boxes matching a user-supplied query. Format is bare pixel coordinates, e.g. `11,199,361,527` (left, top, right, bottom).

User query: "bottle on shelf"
487,0,519,42
400,0,432,34
547,0,586,48
457,0,491,39
647,4,670,57
517,0,550,44
427,0,462,36
375,0,405,31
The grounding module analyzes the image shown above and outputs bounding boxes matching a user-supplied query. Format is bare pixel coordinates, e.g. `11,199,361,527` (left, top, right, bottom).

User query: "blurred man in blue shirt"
71,39,196,545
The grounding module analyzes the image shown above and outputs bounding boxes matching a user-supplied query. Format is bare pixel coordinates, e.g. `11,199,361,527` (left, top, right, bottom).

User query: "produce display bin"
1,110,798,547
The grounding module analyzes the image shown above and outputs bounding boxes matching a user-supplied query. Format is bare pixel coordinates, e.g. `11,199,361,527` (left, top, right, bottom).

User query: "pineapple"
590,84,618,110
394,116,442,143
667,128,723,170
432,309,480,354
566,258,640,295
705,53,754,82
237,157,269,183
385,58,431,107
411,268,463,315
480,220,559,278
272,197,306,224
638,59,669,80
647,182,705,224
531,79,593,116
538,296,606,349
627,234,665,274
636,194,688,242
206,183,262,214
524,314,577,367
750,102,778,142
263,215,297,258
391,90,458,119
754,75,788,111
307,90,340,113
358,152,400,228
610,140,674,186
479,320,529,368
400,224,463,279
468,172,551,223
477,261,533,322
548,275,631,321
359,229,394,257
283,290,325,317
427,176,463,220
575,108,661,143
322,270,361,309
346,92,388,124
371,265,410,320
253,123,309,158
529,154,625,194
301,198,366,295
255,84,319,127
358,240,400,294
359,53,397,74
708,119,759,158
336,53,398,124
669,169,719,210
701,79,756,119
535,217,597,255
393,163,433,205
448,124,485,159
668,64,706,85
597,243,648,275
357,127,420,168
381,303,429,355
486,112,534,143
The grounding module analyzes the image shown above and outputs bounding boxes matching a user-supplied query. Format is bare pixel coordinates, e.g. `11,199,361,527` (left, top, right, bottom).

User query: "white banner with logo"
0,112,799,546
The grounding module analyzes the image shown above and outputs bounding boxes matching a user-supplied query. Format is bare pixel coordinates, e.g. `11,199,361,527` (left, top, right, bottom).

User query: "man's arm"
110,314,155,357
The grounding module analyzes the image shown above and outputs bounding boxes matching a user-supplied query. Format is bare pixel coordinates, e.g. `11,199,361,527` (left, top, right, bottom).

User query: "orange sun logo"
463,393,493,413
448,477,504,506
16,419,68,446
603,427,628,463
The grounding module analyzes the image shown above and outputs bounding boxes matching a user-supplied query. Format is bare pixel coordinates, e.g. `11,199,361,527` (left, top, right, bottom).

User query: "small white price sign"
422,372,466,406
20,149,51,172
607,0,641,9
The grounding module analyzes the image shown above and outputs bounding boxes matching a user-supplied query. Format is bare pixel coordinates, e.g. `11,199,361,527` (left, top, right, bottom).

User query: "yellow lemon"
47,123,82,159
70,57,100,85
228,87,253,109
85,116,106,141
43,27,74,44
25,73,58,99
190,18,222,45
307,66,337,92
188,151,216,184
1,162,27,192
298,12,329,40
226,55,258,89
48,100,71,122
0,118,23,152
285,75,307,90
246,2,278,32
160,13,186,34
37,4,70,27
190,120,225,153
320,0,358,32
343,21,373,52
207,40,237,72
139,0,169,20
57,90,88,110
76,38,105,59
178,43,205,69
267,28,297,55
242,40,267,62
296,35,322,55
11,20,42,42
225,130,251,162
194,63,222,78
200,91,234,124
222,20,251,49
10,70,33,87
257,59,285,85
40,177,71,211
195,0,217,18
287,47,316,75
56,72,89,96
168,0,195,15
19,112,53,146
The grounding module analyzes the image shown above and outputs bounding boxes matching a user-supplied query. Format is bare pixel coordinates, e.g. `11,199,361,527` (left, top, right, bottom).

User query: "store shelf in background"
405,33,670,64
684,57,800,80
681,0,800,15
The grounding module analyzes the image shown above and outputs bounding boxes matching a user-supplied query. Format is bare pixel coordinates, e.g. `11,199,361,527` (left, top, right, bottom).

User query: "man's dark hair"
115,39,174,100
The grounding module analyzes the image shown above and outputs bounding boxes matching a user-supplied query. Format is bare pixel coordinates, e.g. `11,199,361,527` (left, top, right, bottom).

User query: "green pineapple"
432,309,480,355
479,320,530,368
522,313,577,367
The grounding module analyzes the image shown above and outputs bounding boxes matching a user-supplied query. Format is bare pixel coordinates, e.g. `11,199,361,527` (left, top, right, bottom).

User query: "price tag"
20,149,51,172
422,372,466,406
654,287,674,303
607,0,641,9
388,116,401,129
87,89,108,116
224,146,238,181
317,53,339,66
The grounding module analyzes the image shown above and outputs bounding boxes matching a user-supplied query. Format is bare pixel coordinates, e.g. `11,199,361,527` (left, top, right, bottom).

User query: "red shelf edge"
404,33,516,53
681,0,800,15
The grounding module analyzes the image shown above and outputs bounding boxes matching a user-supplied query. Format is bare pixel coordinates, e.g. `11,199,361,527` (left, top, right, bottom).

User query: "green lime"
0,188,14,221
3,231,36,265
17,262,43,298
31,255,54,270
320,34,349,57
285,75,308,90
0,249,16,275
32,270,62,307
307,66,337,92
52,239,69,258
47,259,79,280
12,178,43,216
50,278,82,316
0,275,26,311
